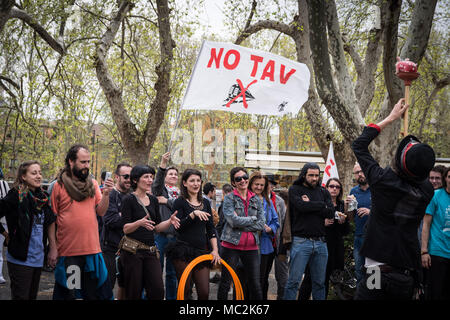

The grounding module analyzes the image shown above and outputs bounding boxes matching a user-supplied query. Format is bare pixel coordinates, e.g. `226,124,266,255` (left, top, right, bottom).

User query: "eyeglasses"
353,170,363,175
234,174,249,183
328,185,341,189
119,174,130,180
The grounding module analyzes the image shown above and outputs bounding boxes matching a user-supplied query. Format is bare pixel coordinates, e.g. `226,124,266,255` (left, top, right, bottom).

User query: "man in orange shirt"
50,144,114,300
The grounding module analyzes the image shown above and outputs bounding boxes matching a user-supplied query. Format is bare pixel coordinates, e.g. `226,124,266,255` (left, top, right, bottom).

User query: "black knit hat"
395,135,435,181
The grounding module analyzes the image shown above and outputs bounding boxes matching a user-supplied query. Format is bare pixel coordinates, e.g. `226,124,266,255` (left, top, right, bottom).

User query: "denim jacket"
220,191,265,246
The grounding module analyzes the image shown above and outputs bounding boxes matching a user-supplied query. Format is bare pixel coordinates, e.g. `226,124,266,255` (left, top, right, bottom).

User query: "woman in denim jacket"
248,171,279,300
217,167,265,300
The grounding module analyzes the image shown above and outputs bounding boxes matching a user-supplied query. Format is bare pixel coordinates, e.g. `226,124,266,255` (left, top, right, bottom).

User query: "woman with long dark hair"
323,178,349,296
120,165,179,300
0,161,57,299
248,171,279,300
166,169,220,300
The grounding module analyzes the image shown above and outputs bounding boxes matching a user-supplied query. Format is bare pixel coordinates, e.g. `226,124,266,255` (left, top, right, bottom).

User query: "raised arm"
152,152,170,196
352,99,409,185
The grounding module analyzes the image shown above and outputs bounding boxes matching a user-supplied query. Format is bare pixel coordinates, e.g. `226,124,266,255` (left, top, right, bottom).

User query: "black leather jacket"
101,188,128,253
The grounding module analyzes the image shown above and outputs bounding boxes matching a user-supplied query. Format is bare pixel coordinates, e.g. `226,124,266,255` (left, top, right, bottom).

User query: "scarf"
18,185,49,211
165,184,179,200
58,169,95,202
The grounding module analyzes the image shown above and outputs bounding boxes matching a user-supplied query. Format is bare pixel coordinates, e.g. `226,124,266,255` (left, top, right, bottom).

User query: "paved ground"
0,250,280,300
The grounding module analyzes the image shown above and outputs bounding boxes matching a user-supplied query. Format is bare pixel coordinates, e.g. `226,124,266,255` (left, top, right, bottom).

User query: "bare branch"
243,0,257,31
325,0,356,103
0,75,20,90
342,35,364,76
0,0,15,33
95,0,139,150
9,8,65,55
235,20,293,45
381,0,403,107
144,0,175,145
128,14,157,27
307,0,363,141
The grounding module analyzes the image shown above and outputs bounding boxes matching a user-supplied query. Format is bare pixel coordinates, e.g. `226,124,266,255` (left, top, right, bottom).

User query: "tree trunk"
0,0,15,33
94,0,174,165
376,0,437,166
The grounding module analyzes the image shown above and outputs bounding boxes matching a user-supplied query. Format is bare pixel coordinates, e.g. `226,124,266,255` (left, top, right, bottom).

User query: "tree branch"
325,0,356,104
381,0,403,107
95,1,140,149
0,0,15,33
342,37,364,76
0,75,20,90
144,0,175,146
243,0,257,31
400,0,438,64
9,8,65,55
235,20,293,45
307,0,363,141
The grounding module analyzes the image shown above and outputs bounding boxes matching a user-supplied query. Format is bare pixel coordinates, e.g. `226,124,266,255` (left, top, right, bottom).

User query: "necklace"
186,199,203,210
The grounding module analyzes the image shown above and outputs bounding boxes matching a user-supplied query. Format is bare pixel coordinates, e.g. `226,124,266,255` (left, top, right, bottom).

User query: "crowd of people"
0,98,448,300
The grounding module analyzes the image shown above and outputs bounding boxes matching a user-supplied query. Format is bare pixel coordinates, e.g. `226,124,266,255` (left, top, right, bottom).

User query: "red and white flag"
181,40,310,116
321,142,339,187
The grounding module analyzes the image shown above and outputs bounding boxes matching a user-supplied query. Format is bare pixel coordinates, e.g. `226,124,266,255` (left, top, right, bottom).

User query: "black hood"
293,162,321,186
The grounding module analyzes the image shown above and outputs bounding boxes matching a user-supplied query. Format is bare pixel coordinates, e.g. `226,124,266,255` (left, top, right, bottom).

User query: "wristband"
421,251,428,255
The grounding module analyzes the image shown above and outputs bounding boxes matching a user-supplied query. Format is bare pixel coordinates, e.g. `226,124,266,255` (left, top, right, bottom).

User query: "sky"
198,0,228,37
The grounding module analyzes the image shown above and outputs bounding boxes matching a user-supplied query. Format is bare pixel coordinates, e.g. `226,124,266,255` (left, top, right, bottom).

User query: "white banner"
181,41,310,116
321,142,339,187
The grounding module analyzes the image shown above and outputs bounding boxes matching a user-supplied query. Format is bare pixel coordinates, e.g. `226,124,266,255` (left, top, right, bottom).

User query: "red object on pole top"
395,57,420,85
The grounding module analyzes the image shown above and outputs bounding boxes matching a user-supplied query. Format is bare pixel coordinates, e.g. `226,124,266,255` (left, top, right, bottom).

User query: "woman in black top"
120,165,179,300
167,169,220,300
323,178,349,296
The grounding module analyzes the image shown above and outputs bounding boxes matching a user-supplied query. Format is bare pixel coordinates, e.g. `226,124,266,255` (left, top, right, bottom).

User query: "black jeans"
427,255,450,300
103,250,119,290
260,252,275,300
121,250,164,300
217,247,262,300
354,267,415,300
7,262,42,300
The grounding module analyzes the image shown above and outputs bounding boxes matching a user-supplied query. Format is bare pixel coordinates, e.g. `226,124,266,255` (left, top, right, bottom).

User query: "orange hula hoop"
176,254,244,300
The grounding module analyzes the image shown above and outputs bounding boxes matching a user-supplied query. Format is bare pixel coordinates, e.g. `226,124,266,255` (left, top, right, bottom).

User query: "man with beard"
346,162,372,285
283,162,334,300
50,144,114,300
101,162,132,299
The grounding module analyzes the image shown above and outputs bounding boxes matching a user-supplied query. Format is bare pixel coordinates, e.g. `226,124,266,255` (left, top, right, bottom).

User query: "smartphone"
105,171,112,181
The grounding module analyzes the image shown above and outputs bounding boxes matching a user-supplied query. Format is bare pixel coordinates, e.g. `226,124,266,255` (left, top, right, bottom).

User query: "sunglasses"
234,174,249,183
119,174,130,180
328,185,341,189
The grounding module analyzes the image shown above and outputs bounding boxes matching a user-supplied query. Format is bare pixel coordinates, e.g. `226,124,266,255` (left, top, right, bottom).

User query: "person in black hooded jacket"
283,162,335,300
352,98,435,300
